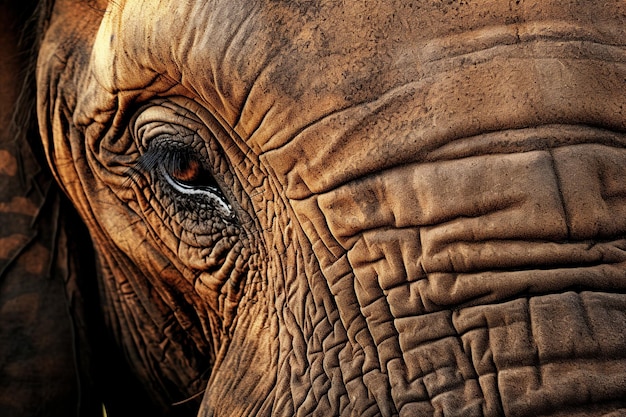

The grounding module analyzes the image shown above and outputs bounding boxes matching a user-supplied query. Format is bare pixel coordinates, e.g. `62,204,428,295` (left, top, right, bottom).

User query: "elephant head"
34,0,626,415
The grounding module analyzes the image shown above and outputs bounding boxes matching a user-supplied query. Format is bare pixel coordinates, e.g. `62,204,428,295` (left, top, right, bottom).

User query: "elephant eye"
137,143,235,220
161,147,208,187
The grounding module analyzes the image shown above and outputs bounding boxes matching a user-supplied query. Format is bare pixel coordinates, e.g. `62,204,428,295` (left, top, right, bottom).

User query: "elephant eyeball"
160,147,235,219
133,142,235,220
159,147,215,189
169,155,202,185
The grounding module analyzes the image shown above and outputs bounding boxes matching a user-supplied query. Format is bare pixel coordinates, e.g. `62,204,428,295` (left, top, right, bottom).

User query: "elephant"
2,0,626,415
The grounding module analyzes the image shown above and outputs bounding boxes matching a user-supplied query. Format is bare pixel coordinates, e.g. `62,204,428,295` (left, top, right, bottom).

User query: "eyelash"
136,144,235,220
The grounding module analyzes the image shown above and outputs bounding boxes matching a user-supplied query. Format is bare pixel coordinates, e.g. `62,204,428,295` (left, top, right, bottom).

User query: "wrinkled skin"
28,0,626,415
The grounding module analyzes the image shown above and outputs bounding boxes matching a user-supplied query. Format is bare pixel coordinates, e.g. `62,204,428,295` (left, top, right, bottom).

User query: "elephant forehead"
90,0,425,133
90,0,626,152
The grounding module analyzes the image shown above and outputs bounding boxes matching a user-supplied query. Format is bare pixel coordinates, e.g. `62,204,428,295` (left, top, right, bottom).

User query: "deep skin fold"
32,0,626,416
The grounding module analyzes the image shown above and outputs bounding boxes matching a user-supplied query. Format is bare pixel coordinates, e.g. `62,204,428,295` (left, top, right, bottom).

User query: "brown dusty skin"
3,0,623,415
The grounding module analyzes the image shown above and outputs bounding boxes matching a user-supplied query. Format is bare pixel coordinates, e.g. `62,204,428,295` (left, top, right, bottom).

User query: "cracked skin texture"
28,0,626,415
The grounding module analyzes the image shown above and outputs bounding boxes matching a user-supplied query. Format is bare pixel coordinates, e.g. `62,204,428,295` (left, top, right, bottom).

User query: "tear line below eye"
159,164,235,219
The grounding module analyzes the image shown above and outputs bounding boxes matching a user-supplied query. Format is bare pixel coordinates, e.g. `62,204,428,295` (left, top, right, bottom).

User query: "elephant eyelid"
135,144,196,179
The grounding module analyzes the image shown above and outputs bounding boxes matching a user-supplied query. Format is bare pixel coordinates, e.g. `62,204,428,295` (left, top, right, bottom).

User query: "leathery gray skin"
36,0,626,415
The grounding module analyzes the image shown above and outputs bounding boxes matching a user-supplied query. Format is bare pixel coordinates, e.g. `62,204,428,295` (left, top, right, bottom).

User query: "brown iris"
170,156,202,185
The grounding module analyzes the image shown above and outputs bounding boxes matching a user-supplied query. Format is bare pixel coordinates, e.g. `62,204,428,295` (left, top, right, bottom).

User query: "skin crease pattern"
1,0,626,416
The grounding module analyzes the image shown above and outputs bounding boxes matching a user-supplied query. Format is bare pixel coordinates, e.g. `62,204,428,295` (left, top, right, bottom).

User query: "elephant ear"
0,2,101,416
